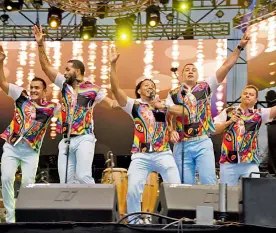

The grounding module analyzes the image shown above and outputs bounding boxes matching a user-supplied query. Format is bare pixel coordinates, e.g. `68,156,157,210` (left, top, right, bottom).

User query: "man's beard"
65,72,77,86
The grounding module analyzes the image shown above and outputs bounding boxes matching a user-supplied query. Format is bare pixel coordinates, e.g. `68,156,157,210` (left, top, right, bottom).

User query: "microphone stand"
107,151,114,183
172,69,185,184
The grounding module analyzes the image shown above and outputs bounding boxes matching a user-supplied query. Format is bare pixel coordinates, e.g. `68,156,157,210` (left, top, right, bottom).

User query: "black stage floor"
0,222,275,233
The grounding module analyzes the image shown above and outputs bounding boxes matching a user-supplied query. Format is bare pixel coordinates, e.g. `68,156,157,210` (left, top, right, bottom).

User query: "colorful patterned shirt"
55,73,106,135
0,84,58,153
121,98,170,153
214,106,271,164
166,76,218,141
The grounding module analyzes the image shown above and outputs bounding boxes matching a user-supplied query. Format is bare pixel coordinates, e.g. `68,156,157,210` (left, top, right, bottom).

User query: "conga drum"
142,172,159,213
101,168,128,217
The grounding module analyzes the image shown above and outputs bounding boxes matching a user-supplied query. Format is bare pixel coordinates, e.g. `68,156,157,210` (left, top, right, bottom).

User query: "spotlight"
216,10,224,18
0,14,9,23
146,5,160,27
48,7,62,29
4,0,24,11
80,17,97,40
115,15,136,41
173,0,192,12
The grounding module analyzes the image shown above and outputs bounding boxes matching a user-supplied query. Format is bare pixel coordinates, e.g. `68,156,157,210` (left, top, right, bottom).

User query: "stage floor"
0,222,275,233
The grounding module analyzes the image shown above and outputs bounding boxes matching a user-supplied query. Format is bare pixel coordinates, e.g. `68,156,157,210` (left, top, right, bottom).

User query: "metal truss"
0,22,230,40
233,0,276,29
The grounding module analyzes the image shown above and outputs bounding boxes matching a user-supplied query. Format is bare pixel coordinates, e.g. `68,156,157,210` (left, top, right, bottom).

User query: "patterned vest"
169,82,215,140
130,100,170,153
0,90,56,152
220,107,262,164
57,81,102,135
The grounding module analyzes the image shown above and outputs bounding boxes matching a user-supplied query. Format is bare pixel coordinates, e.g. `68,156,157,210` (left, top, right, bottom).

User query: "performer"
214,85,276,186
109,47,184,224
167,32,250,185
0,45,59,223
33,25,117,184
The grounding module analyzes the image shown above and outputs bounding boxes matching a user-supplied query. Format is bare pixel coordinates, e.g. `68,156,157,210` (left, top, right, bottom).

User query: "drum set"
101,168,159,217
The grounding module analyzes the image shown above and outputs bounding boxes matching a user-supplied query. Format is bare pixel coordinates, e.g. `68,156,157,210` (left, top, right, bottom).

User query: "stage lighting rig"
115,14,136,41
3,0,24,11
80,17,97,40
146,5,160,27
48,7,63,29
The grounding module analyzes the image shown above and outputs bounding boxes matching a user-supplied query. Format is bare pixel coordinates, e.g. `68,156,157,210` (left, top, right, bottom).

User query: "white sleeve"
54,72,66,89
121,97,135,116
214,109,227,124
94,88,106,104
53,103,61,118
206,76,219,93
261,108,272,124
165,93,175,107
8,83,24,101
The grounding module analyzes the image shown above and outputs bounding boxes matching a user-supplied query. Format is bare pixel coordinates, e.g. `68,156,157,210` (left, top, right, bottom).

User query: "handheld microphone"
148,90,155,100
170,67,178,73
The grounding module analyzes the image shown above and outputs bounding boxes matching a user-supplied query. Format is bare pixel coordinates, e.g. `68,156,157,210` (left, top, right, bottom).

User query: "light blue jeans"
58,134,96,184
220,163,259,186
1,141,39,223
173,137,217,185
127,150,181,222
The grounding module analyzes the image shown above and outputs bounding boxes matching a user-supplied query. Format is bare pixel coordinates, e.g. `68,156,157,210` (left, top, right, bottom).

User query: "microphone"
170,67,178,73
148,90,155,100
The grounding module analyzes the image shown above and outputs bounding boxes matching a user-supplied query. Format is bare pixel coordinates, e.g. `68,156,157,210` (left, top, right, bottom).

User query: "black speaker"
15,184,118,222
242,177,276,227
155,183,240,222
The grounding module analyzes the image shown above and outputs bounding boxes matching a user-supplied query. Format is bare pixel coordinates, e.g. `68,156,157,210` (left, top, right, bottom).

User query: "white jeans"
58,134,96,184
127,150,181,222
1,141,39,223
220,163,260,186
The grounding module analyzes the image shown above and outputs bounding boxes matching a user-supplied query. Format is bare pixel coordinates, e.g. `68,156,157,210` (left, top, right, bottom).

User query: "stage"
0,222,275,233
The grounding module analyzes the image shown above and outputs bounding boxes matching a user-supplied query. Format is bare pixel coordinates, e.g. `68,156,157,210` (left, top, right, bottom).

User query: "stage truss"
0,22,230,40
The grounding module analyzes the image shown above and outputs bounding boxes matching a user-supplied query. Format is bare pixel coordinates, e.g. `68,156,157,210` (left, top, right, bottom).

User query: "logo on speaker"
55,191,78,201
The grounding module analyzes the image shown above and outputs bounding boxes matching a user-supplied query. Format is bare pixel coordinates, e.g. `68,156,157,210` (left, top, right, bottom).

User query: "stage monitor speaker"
242,177,276,227
154,183,240,223
15,184,118,222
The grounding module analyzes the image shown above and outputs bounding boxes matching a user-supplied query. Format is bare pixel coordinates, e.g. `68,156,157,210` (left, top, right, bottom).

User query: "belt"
184,134,209,142
63,134,79,139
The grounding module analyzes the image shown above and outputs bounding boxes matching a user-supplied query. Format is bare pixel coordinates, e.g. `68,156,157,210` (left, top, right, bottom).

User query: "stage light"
0,14,9,23
48,7,62,29
80,17,97,40
115,15,136,41
4,0,24,11
216,10,224,18
146,5,160,27
173,0,192,12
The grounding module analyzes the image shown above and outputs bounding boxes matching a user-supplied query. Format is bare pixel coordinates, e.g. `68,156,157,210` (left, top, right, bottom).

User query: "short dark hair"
67,59,85,76
31,77,47,89
243,85,259,98
135,79,156,98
